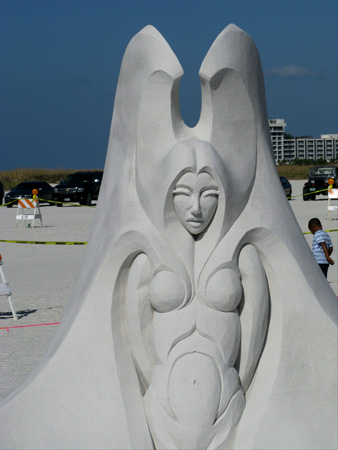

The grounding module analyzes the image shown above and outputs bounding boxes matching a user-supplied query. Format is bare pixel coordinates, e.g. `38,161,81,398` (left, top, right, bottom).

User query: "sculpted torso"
149,267,243,439
125,144,267,448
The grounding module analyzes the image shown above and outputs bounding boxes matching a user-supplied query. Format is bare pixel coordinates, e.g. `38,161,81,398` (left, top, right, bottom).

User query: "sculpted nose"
190,195,201,216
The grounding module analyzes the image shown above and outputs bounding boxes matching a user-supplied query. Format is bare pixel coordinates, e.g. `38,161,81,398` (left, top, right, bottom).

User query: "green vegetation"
277,162,338,180
0,168,99,190
277,165,310,179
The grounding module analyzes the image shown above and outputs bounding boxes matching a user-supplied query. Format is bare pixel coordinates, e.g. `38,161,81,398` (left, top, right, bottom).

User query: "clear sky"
1,0,337,170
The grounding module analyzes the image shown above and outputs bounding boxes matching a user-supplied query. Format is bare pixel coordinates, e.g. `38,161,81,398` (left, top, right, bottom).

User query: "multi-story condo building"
269,119,286,161
269,119,338,162
324,138,337,161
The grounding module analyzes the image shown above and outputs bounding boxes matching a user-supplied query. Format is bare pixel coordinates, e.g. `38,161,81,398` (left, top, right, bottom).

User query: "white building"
321,134,338,139
269,119,338,162
280,138,338,162
269,119,286,161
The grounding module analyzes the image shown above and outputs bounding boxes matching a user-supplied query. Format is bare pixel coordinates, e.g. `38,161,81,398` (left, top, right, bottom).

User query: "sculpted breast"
206,268,242,312
149,271,185,313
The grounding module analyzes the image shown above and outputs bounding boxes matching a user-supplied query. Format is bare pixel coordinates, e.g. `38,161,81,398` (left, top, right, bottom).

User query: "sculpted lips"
186,219,204,228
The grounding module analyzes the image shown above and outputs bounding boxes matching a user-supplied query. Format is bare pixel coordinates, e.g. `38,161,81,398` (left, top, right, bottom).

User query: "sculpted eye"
173,187,192,196
201,189,219,198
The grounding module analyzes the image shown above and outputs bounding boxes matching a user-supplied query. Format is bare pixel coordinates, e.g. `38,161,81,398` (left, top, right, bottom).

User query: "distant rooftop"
321,134,338,139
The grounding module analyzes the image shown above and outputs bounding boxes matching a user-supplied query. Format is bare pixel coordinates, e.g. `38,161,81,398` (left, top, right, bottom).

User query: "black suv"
5,181,54,207
303,166,338,201
53,171,103,206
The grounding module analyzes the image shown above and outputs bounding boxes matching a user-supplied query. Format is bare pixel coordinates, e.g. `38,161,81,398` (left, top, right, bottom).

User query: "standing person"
308,218,334,278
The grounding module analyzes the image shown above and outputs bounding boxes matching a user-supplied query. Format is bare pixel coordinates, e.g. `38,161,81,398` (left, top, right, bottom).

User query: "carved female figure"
124,140,269,449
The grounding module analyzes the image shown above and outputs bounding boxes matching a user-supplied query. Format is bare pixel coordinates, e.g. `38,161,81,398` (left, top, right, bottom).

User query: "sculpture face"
173,171,219,235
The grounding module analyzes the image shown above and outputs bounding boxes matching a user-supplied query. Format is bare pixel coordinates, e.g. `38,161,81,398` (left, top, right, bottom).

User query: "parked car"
5,181,54,207
53,171,103,206
303,166,338,201
280,176,292,198
0,180,4,205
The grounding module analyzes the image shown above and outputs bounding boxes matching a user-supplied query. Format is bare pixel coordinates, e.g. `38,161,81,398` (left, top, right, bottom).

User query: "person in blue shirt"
308,218,334,278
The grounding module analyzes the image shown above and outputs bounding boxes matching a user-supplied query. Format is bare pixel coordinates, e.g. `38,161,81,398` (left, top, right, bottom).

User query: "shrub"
277,164,338,180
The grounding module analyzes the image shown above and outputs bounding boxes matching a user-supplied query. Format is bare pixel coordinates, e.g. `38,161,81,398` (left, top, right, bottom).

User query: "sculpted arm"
125,253,156,391
238,244,269,392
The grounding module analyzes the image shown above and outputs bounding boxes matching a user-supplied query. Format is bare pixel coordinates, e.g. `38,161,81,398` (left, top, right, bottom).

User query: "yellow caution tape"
303,229,338,235
0,199,17,207
288,187,329,200
0,240,87,245
0,190,329,205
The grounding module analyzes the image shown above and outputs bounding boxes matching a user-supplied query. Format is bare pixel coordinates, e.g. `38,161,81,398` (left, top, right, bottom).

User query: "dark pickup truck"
303,166,338,201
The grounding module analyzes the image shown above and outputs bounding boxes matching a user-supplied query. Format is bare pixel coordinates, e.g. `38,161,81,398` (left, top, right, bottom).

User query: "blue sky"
1,0,337,170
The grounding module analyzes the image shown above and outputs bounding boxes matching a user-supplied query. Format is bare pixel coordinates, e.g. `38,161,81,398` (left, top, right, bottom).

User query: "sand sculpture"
0,24,337,450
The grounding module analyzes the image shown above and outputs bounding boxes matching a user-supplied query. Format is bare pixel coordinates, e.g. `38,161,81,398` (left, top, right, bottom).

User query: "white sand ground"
0,180,337,401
